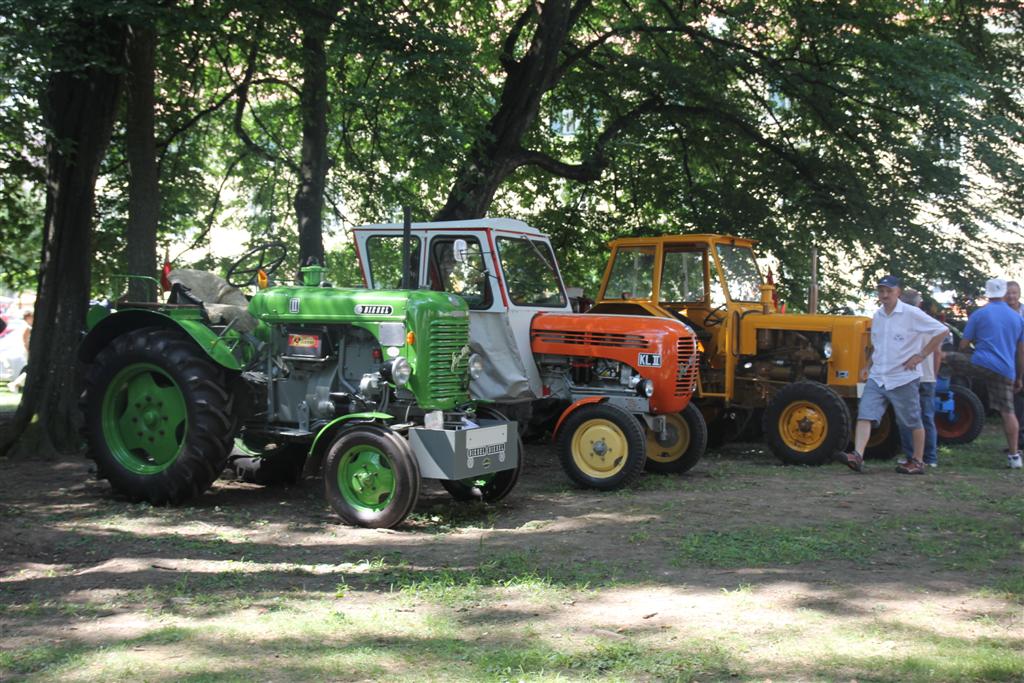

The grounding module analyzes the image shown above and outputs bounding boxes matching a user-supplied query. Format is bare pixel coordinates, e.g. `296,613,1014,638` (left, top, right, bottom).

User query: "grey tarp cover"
168,269,258,333
468,312,536,402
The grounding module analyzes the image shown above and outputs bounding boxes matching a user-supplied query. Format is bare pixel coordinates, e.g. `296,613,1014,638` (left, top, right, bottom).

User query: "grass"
2,421,1021,682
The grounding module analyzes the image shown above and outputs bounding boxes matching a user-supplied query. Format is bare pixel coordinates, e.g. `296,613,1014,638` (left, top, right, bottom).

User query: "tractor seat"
167,269,259,333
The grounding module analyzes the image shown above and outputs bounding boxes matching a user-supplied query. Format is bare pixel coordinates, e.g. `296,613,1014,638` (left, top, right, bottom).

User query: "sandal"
836,450,864,473
896,460,925,475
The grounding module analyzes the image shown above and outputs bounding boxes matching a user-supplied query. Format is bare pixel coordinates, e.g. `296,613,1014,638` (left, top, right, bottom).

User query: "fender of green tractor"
79,309,243,371
301,413,395,476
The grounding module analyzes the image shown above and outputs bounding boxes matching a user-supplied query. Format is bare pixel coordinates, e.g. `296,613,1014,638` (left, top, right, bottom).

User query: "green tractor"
79,240,520,529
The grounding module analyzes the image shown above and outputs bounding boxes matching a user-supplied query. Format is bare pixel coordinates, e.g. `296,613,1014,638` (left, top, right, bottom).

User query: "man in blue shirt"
947,278,1024,468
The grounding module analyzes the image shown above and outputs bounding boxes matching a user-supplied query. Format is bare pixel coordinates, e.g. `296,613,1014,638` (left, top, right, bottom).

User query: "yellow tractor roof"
607,234,758,248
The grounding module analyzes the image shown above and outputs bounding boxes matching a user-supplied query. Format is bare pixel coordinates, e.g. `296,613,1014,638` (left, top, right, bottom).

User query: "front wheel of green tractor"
763,382,851,465
556,402,646,490
323,426,420,528
441,407,522,502
644,403,708,474
82,327,235,505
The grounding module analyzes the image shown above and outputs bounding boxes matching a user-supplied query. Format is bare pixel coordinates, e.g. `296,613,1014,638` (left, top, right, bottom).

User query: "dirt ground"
1,422,1021,682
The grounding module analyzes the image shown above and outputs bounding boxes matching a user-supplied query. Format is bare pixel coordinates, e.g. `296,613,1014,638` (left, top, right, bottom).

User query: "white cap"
985,278,1007,299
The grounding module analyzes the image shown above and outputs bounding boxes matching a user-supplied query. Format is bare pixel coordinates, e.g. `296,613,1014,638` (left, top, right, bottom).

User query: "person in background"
945,278,1024,469
837,275,948,475
896,288,941,467
8,311,32,393
1005,281,1023,451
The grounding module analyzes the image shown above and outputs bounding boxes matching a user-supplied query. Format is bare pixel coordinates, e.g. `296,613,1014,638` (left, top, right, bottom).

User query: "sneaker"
836,450,864,473
897,457,909,465
926,462,938,468
897,460,926,475
1009,453,1023,469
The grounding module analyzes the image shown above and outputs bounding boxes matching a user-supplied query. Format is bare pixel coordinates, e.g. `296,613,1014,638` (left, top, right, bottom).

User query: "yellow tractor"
590,234,892,465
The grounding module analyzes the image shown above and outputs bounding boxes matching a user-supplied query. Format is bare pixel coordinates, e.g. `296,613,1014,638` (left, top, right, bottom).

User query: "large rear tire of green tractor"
441,407,522,502
644,403,708,474
323,426,420,528
556,403,646,490
82,327,235,505
936,384,985,445
763,382,850,466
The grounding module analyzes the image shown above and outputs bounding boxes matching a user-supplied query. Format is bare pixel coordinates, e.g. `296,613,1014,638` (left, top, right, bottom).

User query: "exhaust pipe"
401,205,413,290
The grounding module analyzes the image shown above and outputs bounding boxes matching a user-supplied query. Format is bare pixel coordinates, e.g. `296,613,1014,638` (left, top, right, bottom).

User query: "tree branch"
501,2,539,72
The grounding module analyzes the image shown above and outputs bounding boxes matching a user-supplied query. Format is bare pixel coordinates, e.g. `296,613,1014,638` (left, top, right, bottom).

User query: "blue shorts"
857,379,923,430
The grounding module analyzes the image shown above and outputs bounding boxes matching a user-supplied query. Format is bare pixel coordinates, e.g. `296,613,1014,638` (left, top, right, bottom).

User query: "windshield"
604,246,655,300
716,244,763,302
496,237,566,307
660,249,707,303
366,235,420,289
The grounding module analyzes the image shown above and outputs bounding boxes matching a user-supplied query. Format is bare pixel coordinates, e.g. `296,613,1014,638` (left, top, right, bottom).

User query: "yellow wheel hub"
646,413,691,463
778,400,828,452
571,418,628,478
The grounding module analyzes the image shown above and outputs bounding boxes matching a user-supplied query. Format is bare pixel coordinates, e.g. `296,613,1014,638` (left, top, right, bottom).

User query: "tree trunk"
435,0,579,221
0,27,126,456
294,4,340,267
125,23,160,301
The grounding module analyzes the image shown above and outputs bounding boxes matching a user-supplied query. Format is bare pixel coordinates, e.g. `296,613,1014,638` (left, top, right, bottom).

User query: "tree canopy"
1,0,1022,450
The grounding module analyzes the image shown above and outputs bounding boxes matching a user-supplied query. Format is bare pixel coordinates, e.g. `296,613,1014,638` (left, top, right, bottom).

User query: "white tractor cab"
354,219,705,490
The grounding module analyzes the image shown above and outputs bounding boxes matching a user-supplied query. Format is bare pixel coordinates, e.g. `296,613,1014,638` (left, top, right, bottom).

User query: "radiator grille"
426,317,470,401
534,329,648,349
676,336,700,396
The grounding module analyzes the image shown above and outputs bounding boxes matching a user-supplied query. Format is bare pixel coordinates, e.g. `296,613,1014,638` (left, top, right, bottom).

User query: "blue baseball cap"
877,275,902,289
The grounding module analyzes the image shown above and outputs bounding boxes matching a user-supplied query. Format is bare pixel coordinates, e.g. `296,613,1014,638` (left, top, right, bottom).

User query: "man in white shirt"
838,275,948,474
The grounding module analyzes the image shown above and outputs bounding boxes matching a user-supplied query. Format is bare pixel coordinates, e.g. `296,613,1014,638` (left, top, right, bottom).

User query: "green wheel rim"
337,446,396,512
101,363,189,475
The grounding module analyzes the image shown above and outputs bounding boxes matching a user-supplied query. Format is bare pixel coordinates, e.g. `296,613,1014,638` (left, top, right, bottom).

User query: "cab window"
605,246,655,300
366,235,420,289
716,244,763,302
429,237,492,309
660,249,707,303
496,237,566,307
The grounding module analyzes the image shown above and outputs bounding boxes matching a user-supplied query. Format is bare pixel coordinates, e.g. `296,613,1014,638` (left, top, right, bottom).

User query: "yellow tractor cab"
591,234,885,465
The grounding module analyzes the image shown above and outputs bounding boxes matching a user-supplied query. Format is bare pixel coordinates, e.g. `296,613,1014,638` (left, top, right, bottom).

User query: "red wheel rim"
936,394,974,439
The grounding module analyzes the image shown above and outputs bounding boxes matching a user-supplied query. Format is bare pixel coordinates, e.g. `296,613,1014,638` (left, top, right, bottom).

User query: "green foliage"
0,0,1021,302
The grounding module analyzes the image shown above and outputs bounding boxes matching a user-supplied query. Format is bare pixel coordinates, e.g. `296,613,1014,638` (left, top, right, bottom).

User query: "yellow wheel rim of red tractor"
571,418,628,478
646,412,691,463
778,400,828,452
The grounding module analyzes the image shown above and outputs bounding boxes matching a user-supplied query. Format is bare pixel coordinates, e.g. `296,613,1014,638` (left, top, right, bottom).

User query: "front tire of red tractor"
936,384,985,445
763,382,851,466
323,426,420,528
644,403,708,474
556,403,646,490
82,327,235,505
440,407,522,502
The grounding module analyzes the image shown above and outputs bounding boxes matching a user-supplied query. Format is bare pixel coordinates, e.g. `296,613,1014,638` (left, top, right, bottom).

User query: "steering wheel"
703,303,729,327
226,242,288,287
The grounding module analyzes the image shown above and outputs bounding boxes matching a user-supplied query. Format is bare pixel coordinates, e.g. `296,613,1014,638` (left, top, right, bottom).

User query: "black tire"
644,403,708,474
936,384,985,445
763,381,851,466
440,407,522,502
323,426,419,528
82,327,234,505
863,408,901,459
229,439,307,486
556,402,646,490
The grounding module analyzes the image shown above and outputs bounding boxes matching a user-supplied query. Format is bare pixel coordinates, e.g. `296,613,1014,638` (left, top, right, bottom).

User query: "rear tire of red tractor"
936,384,985,445
763,382,851,466
644,403,708,474
557,403,646,490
